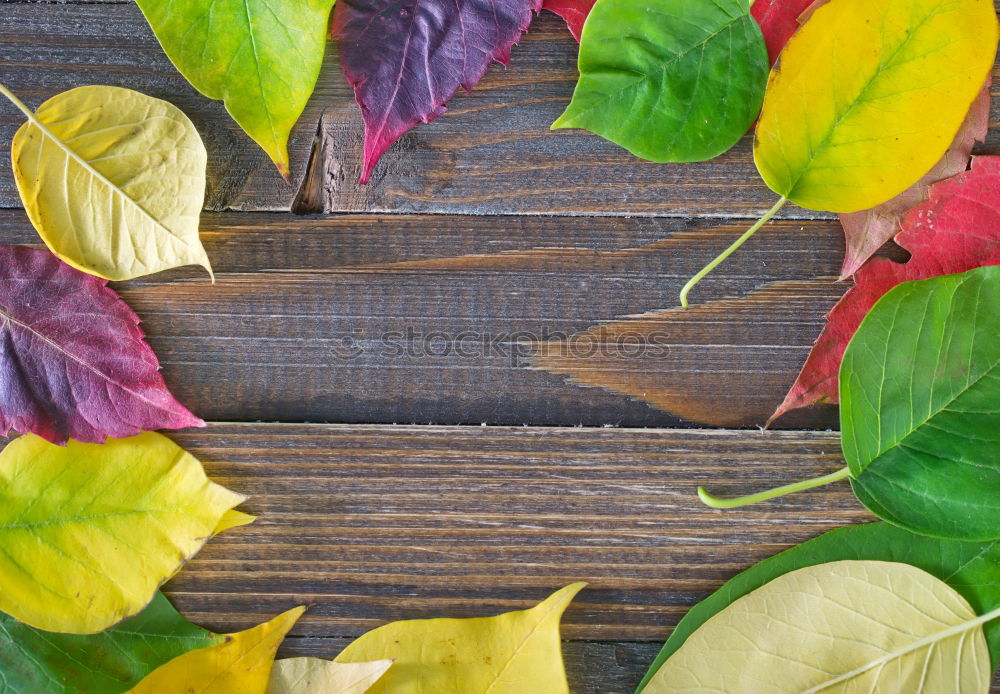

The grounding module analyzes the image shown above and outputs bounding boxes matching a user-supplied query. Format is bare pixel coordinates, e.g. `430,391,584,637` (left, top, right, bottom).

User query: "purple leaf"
0,246,203,444
333,0,540,183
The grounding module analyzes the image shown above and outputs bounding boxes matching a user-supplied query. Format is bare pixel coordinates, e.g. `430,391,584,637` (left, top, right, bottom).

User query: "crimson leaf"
333,0,540,183
0,246,203,444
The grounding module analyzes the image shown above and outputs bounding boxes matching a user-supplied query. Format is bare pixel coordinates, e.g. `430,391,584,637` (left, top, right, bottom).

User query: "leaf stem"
0,82,37,122
698,466,850,509
679,196,789,307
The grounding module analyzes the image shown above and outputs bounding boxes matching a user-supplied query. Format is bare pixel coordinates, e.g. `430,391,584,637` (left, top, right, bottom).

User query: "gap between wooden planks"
162,422,864,693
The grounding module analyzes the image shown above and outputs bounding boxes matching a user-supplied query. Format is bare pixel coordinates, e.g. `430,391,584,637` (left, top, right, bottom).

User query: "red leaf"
542,0,595,41
333,0,541,184
838,83,992,279
0,246,203,444
751,0,818,64
771,156,1000,424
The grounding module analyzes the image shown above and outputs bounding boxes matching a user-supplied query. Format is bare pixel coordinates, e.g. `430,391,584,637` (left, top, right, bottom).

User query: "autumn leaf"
681,0,998,305
771,156,1000,424
750,0,819,64
552,0,768,163
0,246,202,444
333,0,540,184
638,523,1000,691
0,593,222,694
130,607,305,694
0,432,246,634
644,561,996,693
838,84,992,279
135,0,336,178
267,658,393,694
334,583,584,693
542,0,595,41
0,84,212,281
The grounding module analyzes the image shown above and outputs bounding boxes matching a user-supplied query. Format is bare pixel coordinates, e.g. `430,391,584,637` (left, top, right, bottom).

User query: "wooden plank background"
2,1,999,692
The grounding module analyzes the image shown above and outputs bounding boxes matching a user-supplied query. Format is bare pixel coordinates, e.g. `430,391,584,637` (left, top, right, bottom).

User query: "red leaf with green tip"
770,156,1000,425
0,246,203,444
333,0,540,183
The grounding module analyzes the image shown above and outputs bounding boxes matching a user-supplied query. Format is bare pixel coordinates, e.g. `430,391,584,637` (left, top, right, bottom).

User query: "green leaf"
643,560,995,693
0,593,221,694
552,0,768,162
637,524,1000,692
841,266,1000,541
134,0,336,177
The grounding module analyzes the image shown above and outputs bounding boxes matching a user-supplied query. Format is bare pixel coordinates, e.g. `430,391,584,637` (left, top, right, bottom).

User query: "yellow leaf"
0,432,245,634
755,0,998,213
267,658,392,694
334,583,585,694
130,606,305,694
645,561,996,693
0,83,213,281
215,509,257,535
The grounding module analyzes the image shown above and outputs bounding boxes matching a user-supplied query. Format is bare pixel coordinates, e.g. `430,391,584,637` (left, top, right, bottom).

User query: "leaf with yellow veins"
130,606,306,694
644,561,997,693
267,658,392,694
334,583,585,694
0,83,212,281
0,432,246,634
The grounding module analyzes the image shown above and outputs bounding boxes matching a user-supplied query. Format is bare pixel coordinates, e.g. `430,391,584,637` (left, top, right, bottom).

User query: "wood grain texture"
0,209,844,428
3,5,997,215
162,423,864,643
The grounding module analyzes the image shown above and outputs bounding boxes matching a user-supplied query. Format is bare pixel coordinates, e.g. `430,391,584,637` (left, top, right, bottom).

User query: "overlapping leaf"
333,0,540,183
334,583,583,693
637,522,1000,691
750,0,819,63
838,85,992,278
553,0,768,163
130,607,304,693
0,593,221,694
644,561,996,693
135,0,336,178
772,157,1000,423
267,658,393,694
754,0,998,213
542,0,594,41
841,266,1000,540
0,432,246,633
2,84,212,281
0,246,202,444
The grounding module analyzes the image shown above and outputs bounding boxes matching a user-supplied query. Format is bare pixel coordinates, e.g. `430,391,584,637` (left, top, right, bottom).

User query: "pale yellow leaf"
3,84,212,281
130,606,305,694
267,658,392,694
646,560,995,693
0,432,245,634
334,583,585,694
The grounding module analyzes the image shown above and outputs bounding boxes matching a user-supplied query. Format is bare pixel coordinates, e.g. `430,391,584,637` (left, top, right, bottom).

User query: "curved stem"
0,82,36,122
698,466,850,509
679,196,789,308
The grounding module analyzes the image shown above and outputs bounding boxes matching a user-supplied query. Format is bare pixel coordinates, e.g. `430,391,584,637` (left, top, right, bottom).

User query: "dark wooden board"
3,5,997,215
0,208,844,429
160,423,865,693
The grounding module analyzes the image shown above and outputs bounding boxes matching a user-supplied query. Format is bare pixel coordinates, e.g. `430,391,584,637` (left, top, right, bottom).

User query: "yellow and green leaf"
0,432,246,634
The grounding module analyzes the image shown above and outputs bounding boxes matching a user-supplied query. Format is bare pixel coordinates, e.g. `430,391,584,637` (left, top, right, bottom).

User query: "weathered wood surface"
0,208,844,428
162,423,865,692
3,5,998,215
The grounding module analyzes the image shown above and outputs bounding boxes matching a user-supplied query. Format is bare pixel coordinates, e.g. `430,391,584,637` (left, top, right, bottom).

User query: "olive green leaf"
637,522,1000,692
552,0,768,162
0,84,212,281
841,265,1000,541
0,432,246,634
0,593,222,694
135,0,336,178
644,560,997,693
